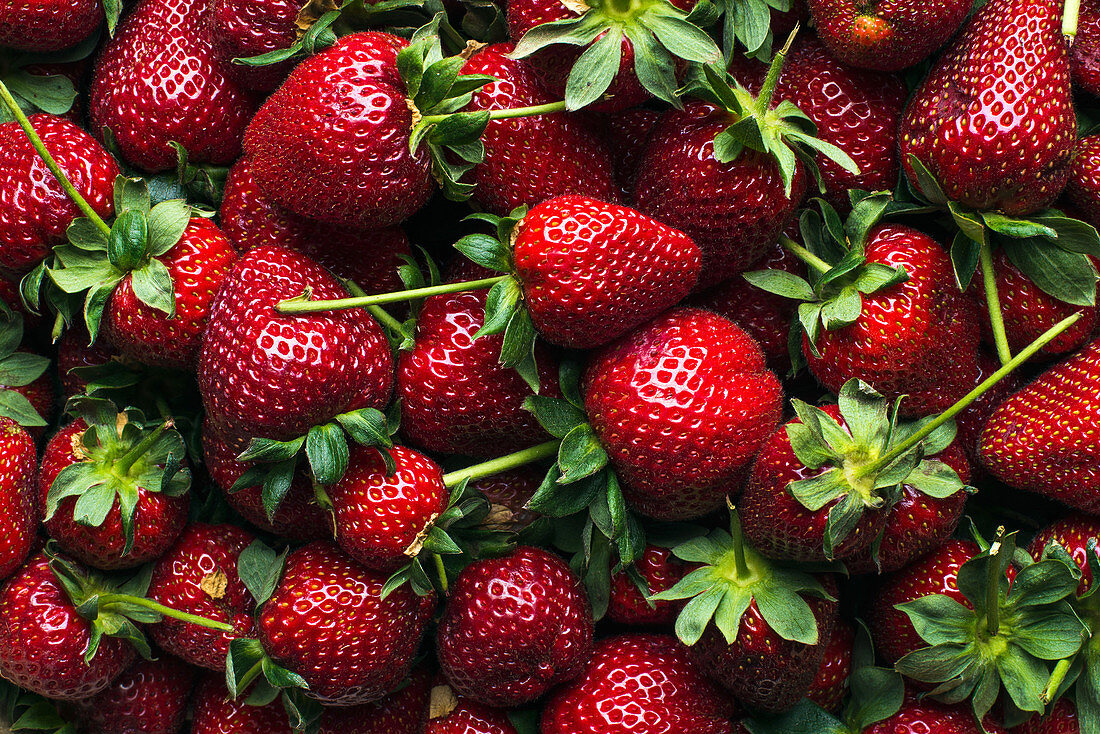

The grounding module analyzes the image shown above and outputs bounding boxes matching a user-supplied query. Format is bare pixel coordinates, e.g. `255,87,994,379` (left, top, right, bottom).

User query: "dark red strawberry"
899,0,1076,215
955,353,1022,475
584,308,782,520
808,0,971,71
473,468,542,534
71,654,195,734
146,522,258,670
1064,135,1100,229
256,541,435,705
1073,0,1100,96
603,107,660,205
1029,515,1100,595
191,673,293,734
425,688,518,734
321,665,432,733
461,44,618,215
0,0,102,51
89,0,257,172
197,244,394,446
436,545,592,707
0,113,118,273
210,0,299,91
0,551,136,699
56,327,117,398
980,337,1100,513
807,620,853,713
606,544,685,627
0,418,37,582
540,634,737,734
865,691,1008,733
1012,698,1079,733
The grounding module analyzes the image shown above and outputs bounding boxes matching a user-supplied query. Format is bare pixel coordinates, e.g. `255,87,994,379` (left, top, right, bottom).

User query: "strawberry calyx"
651,508,835,647
894,529,1088,724
0,304,49,427
0,678,79,733
710,0,795,59
508,0,722,109
44,396,191,556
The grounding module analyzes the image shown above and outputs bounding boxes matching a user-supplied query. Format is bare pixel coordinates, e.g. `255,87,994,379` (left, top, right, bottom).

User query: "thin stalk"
433,553,449,595
985,530,1005,636
276,276,509,314
856,312,1083,477
728,508,751,579
980,242,1013,365
755,24,799,117
441,440,560,488
98,594,234,632
779,235,831,274
113,421,170,476
234,659,265,696
0,79,111,236
421,101,568,126
342,278,409,333
1043,658,1073,703
1065,0,1083,41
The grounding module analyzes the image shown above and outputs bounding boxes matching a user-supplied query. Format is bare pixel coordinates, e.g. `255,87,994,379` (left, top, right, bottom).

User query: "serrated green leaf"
238,436,305,463
454,233,511,272
334,409,392,448
622,25,680,106
556,424,608,483
904,460,966,499
237,540,287,607
742,269,815,300
476,277,522,338
146,200,190,256
981,212,1057,239
905,154,949,206
524,395,586,438
894,594,974,645
754,583,819,644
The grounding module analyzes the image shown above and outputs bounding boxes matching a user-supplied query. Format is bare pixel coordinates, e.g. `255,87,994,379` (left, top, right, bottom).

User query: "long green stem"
234,659,265,697
0,79,111,236
342,278,409,333
980,242,1013,366
441,439,560,488
113,421,170,476
756,24,799,117
857,311,1083,477
985,529,1005,636
99,594,234,632
779,235,831,274
1043,658,1073,703
1064,0,1083,40
277,276,509,314
421,101,568,127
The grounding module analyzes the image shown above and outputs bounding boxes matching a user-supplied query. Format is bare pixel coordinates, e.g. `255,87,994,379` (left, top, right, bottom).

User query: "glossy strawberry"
89,0,257,172
1073,0,1100,96
807,620,853,713
459,44,618,215
56,327,117,398
426,690,519,734
322,665,432,733
980,337,1100,512
71,654,195,734
0,0,102,51
606,545,685,626
191,674,293,734
584,308,782,520
0,113,118,273
1064,135,1100,229
257,541,435,705
0,552,136,699
437,545,592,707
954,353,1022,475
197,244,394,446
540,634,737,734
865,692,1008,733
210,0,299,91
0,418,37,582
146,522,258,670
899,0,1076,215
243,32,433,229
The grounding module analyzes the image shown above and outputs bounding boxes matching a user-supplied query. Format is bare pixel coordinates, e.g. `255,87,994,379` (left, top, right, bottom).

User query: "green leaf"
950,232,982,290
674,584,725,645
725,0,772,54
904,460,966,499
894,594,974,645
523,395,586,438
0,389,48,428
895,643,974,683
146,200,190,256
948,202,987,247
836,379,888,448
754,583,819,644
785,422,839,470
905,154,949,206
129,258,175,316
742,698,848,734
226,638,266,698
261,656,308,690
3,69,77,116
0,353,50,388
454,233,511,272
996,646,1048,713
622,25,680,106
305,422,350,486
981,212,1057,239
557,424,609,483
509,14,606,58
788,468,850,512
260,460,297,521
476,277,522,338
853,263,908,295
1013,605,1088,659
742,269,815,300
237,540,287,607
638,10,722,64
238,436,305,463
113,177,150,216
1032,214,1100,256
1001,236,1099,307
334,409,392,448
564,29,623,111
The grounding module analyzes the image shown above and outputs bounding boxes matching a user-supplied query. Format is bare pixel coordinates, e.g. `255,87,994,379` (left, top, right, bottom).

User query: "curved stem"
441,439,560,488
980,242,1013,366
779,235,831,274
234,659,265,697
756,23,798,117
985,530,1005,636
276,276,508,314
113,421,170,476
99,594,234,632
421,101,568,127
0,79,112,236
856,311,1083,477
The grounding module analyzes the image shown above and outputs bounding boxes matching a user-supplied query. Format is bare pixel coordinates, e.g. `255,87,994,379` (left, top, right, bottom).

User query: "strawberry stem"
0,79,112,237
276,276,509,314
779,234,831,274
1064,0,1082,41
433,553,449,595
97,593,235,632
755,24,799,118
1043,658,1073,703
856,311,1083,476
980,242,1013,366
420,101,568,127
441,439,560,488
985,530,1004,636
343,278,409,334
729,507,751,579
113,421,171,477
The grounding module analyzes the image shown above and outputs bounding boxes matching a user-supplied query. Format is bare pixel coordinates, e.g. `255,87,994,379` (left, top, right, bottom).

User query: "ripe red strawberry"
980,337,1100,512
426,689,519,734
0,418,37,581
71,654,195,734
540,633,738,734
606,544,685,626
89,0,257,172
191,673,293,734
0,0,102,51
210,0,299,91
436,545,593,707
955,353,1022,475
808,0,971,71
0,551,136,699
460,44,618,214
0,113,118,273
1029,515,1100,596
807,620,853,713
865,692,1008,733
473,468,542,534
899,0,1076,215
56,327,117,398
40,414,190,570
584,308,782,520
197,244,394,446
243,32,433,229
1073,0,1100,96
256,541,435,705
603,107,660,205
146,522,259,670
397,286,560,458
1064,135,1100,228
1013,698,1079,733
322,665,432,734
328,444,450,572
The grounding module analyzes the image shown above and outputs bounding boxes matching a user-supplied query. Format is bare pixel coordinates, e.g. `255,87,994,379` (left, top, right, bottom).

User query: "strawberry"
191,673,294,734
899,0,1076,215
955,353,1022,475
473,468,542,535
606,544,685,626
0,418,37,582
255,541,435,705
1012,698,1079,733
70,654,195,734
808,0,971,71
460,44,619,215
56,327,117,398
1064,135,1100,229
146,522,259,671
1029,515,1100,595
0,113,118,273
210,0,299,91
980,337,1100,513
807,620,854,713
540,633,738,734
1073,0,1100,96
0,551,136,700
322,665,432,734
0,0,103,51
40,402,191,570
864,692,1008,733
425,687,518,734
583,308,782,520
197,244,394,446
603,107,660,205
436,545,593,707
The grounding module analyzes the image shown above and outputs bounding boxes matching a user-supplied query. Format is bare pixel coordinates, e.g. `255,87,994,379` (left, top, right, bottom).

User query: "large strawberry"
70,654,195,734
0,0,104,51
899,0,1076,215
89,0,257,172
0,417,36,582
209,0,299,91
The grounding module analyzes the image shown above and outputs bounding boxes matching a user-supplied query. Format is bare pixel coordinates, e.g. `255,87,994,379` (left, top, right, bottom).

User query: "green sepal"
0,308,48,426
742,698,848,734
237,539,288,607
842,622,905,730
1001,236,1099,307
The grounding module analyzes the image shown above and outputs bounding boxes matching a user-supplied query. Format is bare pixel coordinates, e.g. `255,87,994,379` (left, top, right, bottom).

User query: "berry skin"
1028,515,1100,596
473,469,542,534
436,545,593,707
540,633,737,734
210,0,299,91
1012,697,1080,733
0,418,38,582
0,0,102,51
71,655,196,734
0,113,119,273
865,692,1008,733
806,620,854,713
606,545,686,627
321,664,433,733
0,552,135,700
603,107,660,205
426,693,519,734
1073,0,1100,96
1064,135,1100,229
191,674,294,734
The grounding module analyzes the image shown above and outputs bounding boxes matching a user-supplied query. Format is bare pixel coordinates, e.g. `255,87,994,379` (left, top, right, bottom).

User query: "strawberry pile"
3,0,1100,730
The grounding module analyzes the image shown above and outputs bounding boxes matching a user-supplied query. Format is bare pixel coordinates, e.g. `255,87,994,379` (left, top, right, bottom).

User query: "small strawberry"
425,686,518,734
899,0,1076,215
540,633,738,734
70,654,196,734
436,545,593,707
322,665,432,733
864,692,1009,734
1029,515,1100,596
210,0,299,91
807,620,854,713
0,417,37,582
0,0,103,51
606,544,685,626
